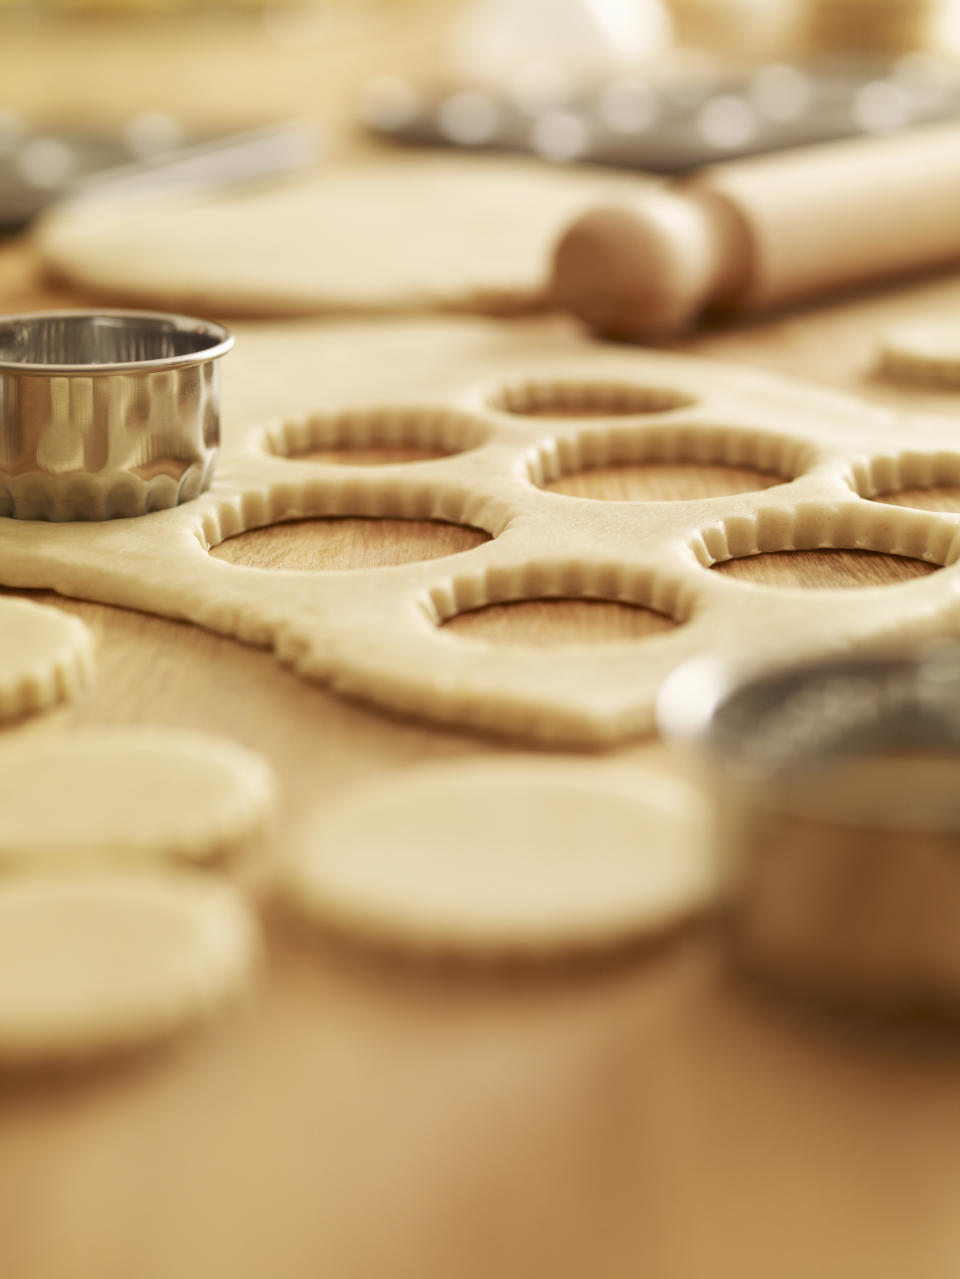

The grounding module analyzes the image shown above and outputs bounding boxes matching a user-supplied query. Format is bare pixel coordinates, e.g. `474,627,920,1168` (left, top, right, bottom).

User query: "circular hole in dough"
282,760,717,957
712,549,937,590
532,423,806,502
491,380,695,417
860,454,960,515
545,462,785,503
0,728,275,870
276,444,457,467
210,517,490,573
873,487,960,515
0,597,93,723
443,598,676,647
0,873,258,1067
879,317,960,389
264,407,490,466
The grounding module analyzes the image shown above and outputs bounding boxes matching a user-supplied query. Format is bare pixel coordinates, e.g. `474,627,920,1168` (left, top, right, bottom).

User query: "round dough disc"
0,873,257,1065
284,758,717,955
0,597,93,722
879,316,960,388
37,156,642,318
0,728,274,869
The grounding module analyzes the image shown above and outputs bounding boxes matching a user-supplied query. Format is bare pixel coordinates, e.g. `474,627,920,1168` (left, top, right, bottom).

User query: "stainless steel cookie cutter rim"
657,643,960,789
0,308,234,375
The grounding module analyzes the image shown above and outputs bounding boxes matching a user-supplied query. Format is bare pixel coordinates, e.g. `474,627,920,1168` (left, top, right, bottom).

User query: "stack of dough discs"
879,316,960,389
0,598,93,722
0,727,275,869
36,155,642,318
0,874,257,1066
284,758,717,956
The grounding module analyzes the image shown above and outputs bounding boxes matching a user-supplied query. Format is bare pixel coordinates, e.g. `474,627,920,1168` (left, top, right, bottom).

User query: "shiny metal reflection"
0,308,233,520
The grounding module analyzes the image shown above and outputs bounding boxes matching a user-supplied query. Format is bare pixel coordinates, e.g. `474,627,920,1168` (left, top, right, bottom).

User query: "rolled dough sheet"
0,728,275,870
283,758,717,956
36,155,643,317
0,596,93,722
3,318,960,745
0,873,257,1066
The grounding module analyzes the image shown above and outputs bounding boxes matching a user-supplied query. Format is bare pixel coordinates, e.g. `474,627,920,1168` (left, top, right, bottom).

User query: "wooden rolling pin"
550,120,960,340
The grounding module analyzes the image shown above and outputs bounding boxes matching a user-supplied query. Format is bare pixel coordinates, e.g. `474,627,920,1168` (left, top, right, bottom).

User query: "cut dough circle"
879,316,960,388
0,728,275,870
37,156,643,317
0,873,258,1066
283,758,717,956
0,597,93,722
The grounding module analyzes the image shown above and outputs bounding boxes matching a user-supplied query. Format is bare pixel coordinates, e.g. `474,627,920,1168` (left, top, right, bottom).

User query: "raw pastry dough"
282,758,716,954
880,316,960,389
2,318,960,745
0,728,275,869
36,156,643,317
0,597,93,722
0,873,257,1065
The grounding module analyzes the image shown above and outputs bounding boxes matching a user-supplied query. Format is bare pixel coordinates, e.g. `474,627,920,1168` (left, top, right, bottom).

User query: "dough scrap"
2,318,960,745
283,758,717,955
0,597,93,723
879,316,960,389
0,873,257,1065
36,156,643,317
0,728,275,870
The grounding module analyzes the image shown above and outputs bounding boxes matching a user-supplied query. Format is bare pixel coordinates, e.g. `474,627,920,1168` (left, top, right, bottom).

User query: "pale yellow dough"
0,874,257,1065
36,156,642,317
2,317,960,744
880,316,960,388
0,728,275,869
0,597,93,722
283,758,716,955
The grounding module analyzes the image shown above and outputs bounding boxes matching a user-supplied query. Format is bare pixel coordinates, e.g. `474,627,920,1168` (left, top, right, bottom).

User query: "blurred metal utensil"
658,644,960,1015
0,118,323,232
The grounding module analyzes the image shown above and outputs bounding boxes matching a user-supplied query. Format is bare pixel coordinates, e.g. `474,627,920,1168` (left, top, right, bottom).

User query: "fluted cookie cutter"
0,309,233,520
659,643,960,1015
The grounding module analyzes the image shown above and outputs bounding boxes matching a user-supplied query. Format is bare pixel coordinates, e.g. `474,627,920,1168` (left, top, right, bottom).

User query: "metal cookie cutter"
0,309,233,520
658,643,960,1015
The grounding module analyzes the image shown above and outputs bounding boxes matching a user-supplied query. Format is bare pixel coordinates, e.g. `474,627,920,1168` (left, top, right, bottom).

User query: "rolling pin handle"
551,186,751,341
552,123,960,342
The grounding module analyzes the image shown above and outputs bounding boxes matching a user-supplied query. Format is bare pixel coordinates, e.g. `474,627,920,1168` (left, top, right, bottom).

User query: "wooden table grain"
4,12,960,1278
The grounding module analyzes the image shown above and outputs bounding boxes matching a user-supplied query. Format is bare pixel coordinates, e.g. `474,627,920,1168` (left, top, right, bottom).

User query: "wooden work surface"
5,11,960,1279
